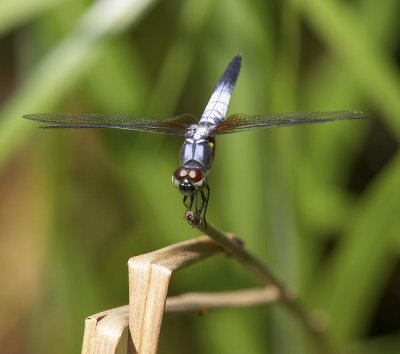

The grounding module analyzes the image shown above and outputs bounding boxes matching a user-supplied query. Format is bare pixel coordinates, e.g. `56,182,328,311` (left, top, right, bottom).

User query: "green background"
0,0,399,353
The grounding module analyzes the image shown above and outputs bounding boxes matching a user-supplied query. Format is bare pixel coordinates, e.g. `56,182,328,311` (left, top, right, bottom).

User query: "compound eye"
188,168,203,182
173,167,188,181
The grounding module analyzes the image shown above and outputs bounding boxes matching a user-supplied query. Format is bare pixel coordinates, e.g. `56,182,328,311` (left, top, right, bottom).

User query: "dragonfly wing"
23,113,198,136
212,111,366,135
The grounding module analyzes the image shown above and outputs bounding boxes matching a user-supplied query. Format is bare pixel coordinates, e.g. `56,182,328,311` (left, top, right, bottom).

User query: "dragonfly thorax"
180,120,215,171
172,167,207,196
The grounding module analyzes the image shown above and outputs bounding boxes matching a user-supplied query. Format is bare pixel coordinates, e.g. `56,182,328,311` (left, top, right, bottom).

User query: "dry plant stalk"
127,236,222,354
82,306,130,354
81,236,280,354
82,227,330,354
81,288,278,354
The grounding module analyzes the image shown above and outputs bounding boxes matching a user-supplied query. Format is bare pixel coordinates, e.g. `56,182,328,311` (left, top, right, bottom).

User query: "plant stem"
195,220,332,354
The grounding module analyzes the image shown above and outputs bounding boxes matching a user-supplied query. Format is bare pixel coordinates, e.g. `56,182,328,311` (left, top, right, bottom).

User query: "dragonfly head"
172,167,206,196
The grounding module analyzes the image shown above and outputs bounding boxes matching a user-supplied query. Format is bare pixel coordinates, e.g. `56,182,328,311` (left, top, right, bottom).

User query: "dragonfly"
24,54,365,227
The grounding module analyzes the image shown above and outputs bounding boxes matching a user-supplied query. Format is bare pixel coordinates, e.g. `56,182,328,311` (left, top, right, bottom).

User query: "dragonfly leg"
183,187,209,227
199,185,210,228
183,195,189,209
183,195,195,211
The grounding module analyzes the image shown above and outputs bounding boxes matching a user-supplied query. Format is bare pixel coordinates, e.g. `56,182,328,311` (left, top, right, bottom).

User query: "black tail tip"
232,53,242,61
229,54,242,70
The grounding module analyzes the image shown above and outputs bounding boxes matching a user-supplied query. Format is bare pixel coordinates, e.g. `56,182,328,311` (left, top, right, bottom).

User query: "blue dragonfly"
24,55,365,226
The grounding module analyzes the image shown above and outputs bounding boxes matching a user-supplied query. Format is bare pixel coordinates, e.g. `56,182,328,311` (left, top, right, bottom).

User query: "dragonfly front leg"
183,186,210,227
183,195,194,211
183,194,201,226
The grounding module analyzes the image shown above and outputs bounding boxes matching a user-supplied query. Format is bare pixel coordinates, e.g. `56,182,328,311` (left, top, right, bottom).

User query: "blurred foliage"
0,0,399,353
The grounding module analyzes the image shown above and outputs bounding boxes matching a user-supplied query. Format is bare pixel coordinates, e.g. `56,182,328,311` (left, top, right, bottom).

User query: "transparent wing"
23,113,198,136
212,111,365,135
